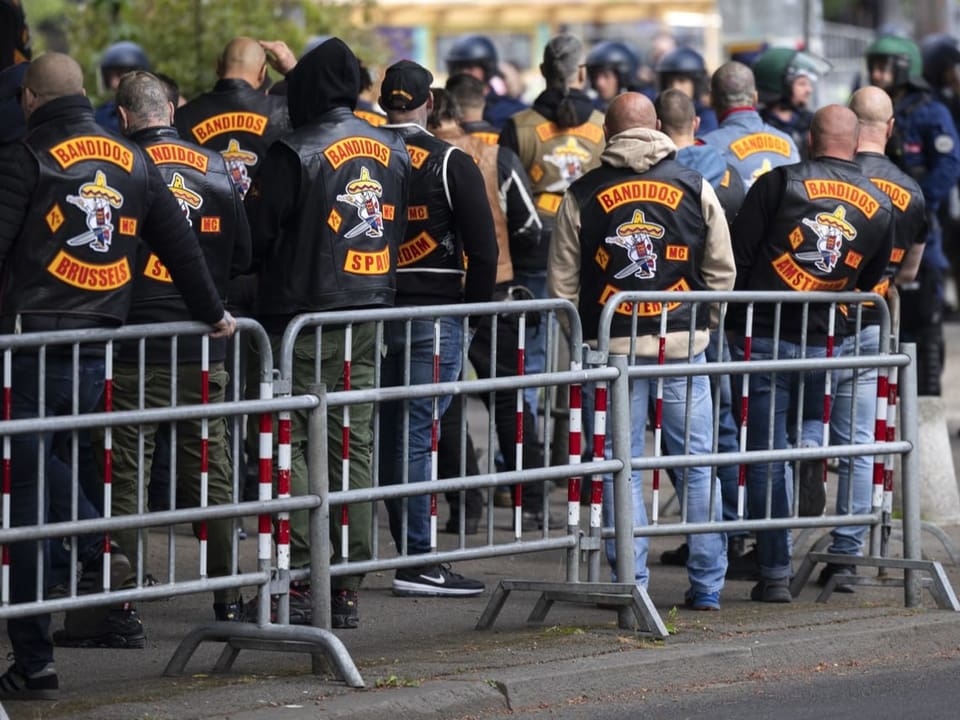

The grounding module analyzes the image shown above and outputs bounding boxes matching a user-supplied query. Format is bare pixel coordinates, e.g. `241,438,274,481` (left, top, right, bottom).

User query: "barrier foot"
476,579,668,639
164,621,365,687
795,552,960,611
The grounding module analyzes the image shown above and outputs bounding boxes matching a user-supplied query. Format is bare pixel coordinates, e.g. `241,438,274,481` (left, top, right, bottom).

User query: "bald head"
710,61,756,113
847,85,895,155
604,92,657,138
218,37,267,87
809,104,860,160
23,52,84,101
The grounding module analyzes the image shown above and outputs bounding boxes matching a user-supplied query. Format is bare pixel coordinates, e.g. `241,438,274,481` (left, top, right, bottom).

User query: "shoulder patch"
934,134,955,154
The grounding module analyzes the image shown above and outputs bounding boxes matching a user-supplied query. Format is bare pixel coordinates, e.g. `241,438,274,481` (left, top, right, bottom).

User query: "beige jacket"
547,127,736,358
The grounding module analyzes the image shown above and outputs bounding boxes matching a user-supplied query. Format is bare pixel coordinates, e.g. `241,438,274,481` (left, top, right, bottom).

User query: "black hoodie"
286,37,360,128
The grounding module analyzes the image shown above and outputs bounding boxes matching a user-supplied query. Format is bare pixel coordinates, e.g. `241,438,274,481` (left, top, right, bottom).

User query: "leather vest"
126,128,242,363
4,114,151,327
434,124,513,284
744,159,894,339
257,108,410,317
511,107,605,225
174,80,290,199
855,151,927,327
568,159,708,342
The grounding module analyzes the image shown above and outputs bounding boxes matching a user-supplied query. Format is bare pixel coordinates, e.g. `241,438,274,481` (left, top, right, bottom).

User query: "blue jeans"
704,330,742,524
8,354,105,673
380,317,463,556
829,324,880,556
513,269,547,419
732,337,828,580
600,353,727,594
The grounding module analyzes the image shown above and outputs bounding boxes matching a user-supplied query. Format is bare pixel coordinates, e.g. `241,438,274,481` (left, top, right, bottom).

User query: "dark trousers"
438,392,482,519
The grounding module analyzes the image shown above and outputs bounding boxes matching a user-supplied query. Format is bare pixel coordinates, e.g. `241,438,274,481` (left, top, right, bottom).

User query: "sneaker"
750,578,792,603
54,604,146,648
0,660,58,701
816,563,856,594
213,597,245,621
393,563,485,597
684,589,721,611
796,460,826,517
493,487,513,507
726,546,760,581
244,582,312,625
77,542,134,594
660,543,689,566
331,589,359,629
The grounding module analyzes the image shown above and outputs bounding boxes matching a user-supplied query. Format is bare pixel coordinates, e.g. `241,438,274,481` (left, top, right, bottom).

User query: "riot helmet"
921,33,960,90
753,47,831,107
866,35,923,90
446,34,498,82
100,41,150,91
585,40,639,95
656,47,708,96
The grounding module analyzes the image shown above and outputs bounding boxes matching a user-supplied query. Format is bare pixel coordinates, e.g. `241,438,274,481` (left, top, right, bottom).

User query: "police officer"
753,47,831,159
378,64,497,595
584,40,640,111
867,34,960,395
499,33,605,423
0,52,233,700
730,105,894,603
94,41,150,132
445,33,527,130
701,61,801,192
816,86,927,592
244,38,410,630
175,37,291,201
107,70,251,622
548,91,734,608
656,47,718,134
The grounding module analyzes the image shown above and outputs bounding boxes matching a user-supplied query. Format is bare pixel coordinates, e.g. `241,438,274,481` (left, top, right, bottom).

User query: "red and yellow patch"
771,253,848,291
143,253,173,283
49,136,134,172
729,132,792,160
191,112,267,142
146,143,209,173
803,180,880,219
324,137,391,169
596,181,683,213
47,251,131,290
397,232,438,267
344,246,390,274
599,278,690,315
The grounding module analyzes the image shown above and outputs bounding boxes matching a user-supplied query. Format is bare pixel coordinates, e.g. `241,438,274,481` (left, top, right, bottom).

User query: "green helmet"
753,47,831,105
866,35,923,87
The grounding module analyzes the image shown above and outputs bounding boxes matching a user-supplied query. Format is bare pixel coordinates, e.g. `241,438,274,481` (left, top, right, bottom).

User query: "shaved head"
218,37,267,85
23,52,84,99
711,61,756,113
849,86,893,124
810,104,859,160
604,92,657,137
848,86,894,152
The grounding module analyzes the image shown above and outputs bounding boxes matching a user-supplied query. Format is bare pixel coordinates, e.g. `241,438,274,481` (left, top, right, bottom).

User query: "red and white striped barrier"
429,319,440,552
513,314,526,538
650,308,668,524
736,304,754,520
567,367,582,527
198,336,210,580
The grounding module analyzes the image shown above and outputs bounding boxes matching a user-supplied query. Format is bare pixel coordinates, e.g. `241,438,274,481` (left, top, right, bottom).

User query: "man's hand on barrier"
210,311,237,339
260,40,297,75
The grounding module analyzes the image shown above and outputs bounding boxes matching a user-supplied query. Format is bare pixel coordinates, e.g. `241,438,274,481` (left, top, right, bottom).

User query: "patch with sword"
604,209,665,280
64,170,124,253
336,167,384,239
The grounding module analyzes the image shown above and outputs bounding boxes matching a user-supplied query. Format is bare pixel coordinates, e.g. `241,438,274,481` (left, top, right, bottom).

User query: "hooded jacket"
547,127,735,357
676,143,745,225
245,38,411,332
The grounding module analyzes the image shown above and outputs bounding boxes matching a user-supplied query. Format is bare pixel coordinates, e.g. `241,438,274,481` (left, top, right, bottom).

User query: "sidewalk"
7,325,960,719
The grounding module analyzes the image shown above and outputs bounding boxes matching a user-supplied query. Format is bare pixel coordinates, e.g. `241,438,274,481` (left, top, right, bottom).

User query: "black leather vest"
174,80,291,199
256,108,410,317
744,159,894,338
4,113,151,328
390,125,463,299
855,151,927,327
568,159,708,342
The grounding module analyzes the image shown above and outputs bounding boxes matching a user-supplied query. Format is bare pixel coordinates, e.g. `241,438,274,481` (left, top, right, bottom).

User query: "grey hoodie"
547,127,735,357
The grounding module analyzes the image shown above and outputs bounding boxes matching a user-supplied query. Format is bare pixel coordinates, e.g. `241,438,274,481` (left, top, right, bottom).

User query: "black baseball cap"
379,59,433,111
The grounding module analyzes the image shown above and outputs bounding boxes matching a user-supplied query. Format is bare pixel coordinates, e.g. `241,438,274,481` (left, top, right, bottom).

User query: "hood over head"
287,37,359,127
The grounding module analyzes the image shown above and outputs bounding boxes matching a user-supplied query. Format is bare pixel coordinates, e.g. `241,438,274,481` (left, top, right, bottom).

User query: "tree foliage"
64,0,378,103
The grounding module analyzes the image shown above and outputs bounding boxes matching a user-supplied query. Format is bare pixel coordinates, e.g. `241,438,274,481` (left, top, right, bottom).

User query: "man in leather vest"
500,33,605,432
816,87,927,592
245,38,411,629
0,52,233,700
106,70,251,621
701,61,801,192
730,105,894,604
176,37,290,202
548,92,735,610
378,62,497,597
431,85,548,532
